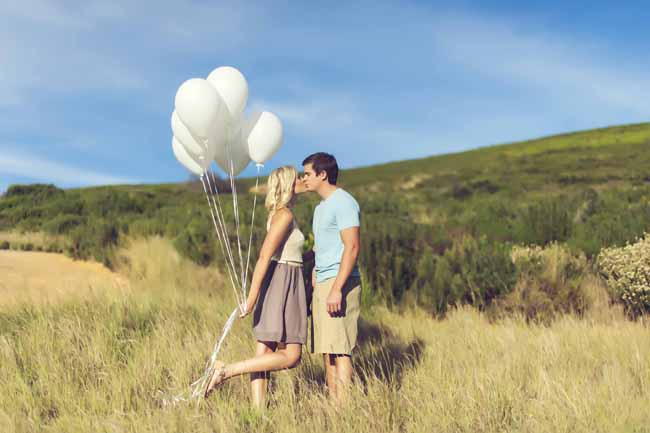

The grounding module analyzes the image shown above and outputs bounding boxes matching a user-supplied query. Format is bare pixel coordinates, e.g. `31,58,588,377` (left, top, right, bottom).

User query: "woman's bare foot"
204,361,227,398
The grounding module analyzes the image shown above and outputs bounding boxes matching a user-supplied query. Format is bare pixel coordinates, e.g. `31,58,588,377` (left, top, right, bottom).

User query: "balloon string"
207,170,235,273
204,172,238,289
161,306,240,406
242,164,262,301
224,135,245,296
201,174,235,284
206,170,241,291
230,158,244,286
200,175,241,304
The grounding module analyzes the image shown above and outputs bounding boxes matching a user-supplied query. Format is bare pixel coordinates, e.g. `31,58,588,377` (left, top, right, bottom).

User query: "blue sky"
1,0,649,192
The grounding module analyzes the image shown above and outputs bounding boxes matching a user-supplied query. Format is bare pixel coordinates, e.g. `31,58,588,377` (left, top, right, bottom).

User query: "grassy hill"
344,121,650,188
2,122,650,317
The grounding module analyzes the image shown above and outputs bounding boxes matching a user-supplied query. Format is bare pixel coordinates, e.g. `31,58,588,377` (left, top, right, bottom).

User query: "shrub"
515,198,574,245
173,218,216,266
598,233,650,316
496,243,599,323
465,201,516,242
416,236,516,315
67,221,120,265
43,215,85,234
85,190,144,217
570,203,650,258
450,183,472,200
4,184,63,201
0,240,9,250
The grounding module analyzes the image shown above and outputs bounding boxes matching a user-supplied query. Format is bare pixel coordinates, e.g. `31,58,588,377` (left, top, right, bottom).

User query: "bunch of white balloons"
171,66,283,176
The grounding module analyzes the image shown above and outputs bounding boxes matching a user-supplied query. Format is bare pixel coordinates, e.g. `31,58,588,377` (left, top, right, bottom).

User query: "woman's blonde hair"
265,165,297,214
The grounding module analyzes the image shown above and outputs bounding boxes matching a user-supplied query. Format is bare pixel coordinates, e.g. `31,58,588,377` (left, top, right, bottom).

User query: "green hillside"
2,122,650,317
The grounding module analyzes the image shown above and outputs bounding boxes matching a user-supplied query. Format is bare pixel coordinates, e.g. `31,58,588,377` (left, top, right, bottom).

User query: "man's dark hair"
302,152,338,185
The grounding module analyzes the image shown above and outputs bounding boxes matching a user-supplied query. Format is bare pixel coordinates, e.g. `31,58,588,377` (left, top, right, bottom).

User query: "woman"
204,166,308,408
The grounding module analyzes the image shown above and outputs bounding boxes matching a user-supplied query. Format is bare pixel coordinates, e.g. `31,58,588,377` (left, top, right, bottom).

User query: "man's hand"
326,290,343,315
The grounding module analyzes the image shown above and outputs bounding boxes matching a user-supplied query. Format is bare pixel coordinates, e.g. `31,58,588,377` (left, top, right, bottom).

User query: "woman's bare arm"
241,208,294,316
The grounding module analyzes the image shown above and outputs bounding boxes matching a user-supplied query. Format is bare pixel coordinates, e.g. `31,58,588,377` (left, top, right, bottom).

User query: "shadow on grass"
293,317,425,394
354,318,425,388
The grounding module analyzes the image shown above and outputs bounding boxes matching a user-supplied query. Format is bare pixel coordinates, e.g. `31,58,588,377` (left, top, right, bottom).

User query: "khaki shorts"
310,276,361,355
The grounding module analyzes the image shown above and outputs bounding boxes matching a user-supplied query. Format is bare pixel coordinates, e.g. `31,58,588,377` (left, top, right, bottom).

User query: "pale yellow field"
1,238,649,433
0,250,126,305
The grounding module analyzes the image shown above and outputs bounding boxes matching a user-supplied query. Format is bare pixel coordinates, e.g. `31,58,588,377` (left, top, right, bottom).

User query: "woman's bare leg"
225,343,302,379
206,343,302,395
250,341,275,409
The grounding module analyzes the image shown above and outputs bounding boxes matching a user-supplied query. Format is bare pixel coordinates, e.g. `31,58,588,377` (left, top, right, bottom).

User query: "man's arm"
326,226,360,314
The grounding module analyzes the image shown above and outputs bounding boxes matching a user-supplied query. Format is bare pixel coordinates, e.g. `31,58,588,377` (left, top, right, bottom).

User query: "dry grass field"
0,250,126,306
1,238,649,433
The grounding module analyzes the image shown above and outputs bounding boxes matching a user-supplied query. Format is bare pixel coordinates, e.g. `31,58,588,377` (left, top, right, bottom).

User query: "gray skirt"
252,260,308,344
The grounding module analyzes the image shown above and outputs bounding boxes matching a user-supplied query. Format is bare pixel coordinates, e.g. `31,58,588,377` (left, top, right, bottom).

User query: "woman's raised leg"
227,343,302,378
205,343,302,396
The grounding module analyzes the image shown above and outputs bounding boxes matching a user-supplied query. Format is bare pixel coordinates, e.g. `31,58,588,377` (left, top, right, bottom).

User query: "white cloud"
429,11,650,116
250,92,366,134
0,149,138,186
0,0,259,110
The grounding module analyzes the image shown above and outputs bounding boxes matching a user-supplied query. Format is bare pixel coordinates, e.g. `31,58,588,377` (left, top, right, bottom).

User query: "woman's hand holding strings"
240,296,257,318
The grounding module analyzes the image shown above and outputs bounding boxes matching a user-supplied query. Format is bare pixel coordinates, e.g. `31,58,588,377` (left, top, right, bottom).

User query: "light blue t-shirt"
313,188,361,283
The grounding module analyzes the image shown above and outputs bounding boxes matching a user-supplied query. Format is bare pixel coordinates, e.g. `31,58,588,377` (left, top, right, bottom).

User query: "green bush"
414,236,516,315
464,201,516,242
0,240,9,250
43,215,85,234
515,198,574,245
85,190,144,217
570,200,650,257
173,218,215,266
5,184,63,201
46,242,64,254
67,221,120,266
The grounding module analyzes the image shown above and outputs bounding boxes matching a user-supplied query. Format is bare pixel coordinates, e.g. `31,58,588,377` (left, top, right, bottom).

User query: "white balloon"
207,110,228,163
215,121,250,176
174,78,226,150
244,111,283,164
206,66,248,118
171,110,205,156
172,136,208,176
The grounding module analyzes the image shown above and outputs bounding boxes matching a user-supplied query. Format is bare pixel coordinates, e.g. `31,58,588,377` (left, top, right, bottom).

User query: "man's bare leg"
334,354,353,403
250,341,275,409
323,354,338,398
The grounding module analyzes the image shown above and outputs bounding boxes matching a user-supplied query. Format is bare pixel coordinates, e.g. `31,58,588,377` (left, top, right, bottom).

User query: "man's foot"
204,361,227,398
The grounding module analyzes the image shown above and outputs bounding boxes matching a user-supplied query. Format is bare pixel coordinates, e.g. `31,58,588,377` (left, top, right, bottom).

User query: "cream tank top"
267,213,305,265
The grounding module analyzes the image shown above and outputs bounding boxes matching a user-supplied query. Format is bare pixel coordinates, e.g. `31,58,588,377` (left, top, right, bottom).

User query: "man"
301,152,361,402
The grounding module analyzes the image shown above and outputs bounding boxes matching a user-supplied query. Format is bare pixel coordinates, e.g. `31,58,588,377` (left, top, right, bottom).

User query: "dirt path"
0,250,127,305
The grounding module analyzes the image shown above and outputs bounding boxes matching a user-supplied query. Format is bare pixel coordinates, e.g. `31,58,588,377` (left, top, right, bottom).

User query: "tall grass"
1,238,649,432
0,230,69,252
